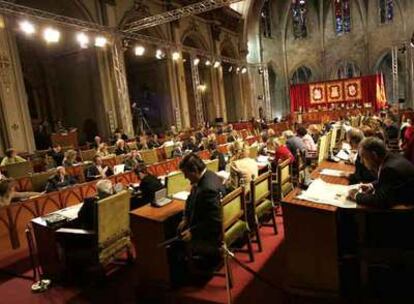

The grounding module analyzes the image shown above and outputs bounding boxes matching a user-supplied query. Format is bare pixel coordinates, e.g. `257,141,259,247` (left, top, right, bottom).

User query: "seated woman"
96,143,111,158
0,148,27,166
296,126,317,158
114,139,130,156
0,179,42,207
229,141,258,190
85,155,113,182
62,149,79,167
267,137,295,171
45,166,77,192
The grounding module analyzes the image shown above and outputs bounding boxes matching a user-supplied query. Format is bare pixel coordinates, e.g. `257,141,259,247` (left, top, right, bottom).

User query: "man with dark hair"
134,164,163,208
48,144,64,167
177,153,225,275
348,137,414,207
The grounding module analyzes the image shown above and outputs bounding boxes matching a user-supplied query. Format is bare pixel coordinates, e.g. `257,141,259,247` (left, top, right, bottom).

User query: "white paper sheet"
172,191,190,201
320,169,346,177
296,178,358,208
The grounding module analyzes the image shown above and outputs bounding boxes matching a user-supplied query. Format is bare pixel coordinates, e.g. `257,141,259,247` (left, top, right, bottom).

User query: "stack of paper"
297,178,357,208
172,191,190,201
320,169,345,177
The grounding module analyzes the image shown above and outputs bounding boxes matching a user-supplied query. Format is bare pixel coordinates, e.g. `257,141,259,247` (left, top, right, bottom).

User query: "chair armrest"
56,228,95,235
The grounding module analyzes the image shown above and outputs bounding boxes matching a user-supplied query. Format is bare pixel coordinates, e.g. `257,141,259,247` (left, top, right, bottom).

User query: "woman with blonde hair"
62,149,78,167
96,143,110,157
229,140,258,190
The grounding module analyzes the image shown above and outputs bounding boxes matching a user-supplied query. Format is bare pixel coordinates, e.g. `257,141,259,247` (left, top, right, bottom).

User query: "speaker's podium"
51,128,78,148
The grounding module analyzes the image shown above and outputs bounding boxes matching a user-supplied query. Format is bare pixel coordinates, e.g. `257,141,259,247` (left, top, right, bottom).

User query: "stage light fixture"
43,27,60,43
134,45,145,56
205,59,212,66
76,32,89,48
228,66,233,72
19,20,35,35
241,67,248,74
172,51,181,61
156,49,165,59
193,57,200,66
411,33,414,48
236,67,241,73
95,36,107,47
213,60,221,68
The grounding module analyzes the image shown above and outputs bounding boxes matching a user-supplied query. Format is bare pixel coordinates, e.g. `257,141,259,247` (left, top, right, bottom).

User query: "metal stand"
136,111,153,135
25,226,51,293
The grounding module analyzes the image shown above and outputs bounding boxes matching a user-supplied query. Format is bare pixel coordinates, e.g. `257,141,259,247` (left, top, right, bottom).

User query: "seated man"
45,166,77,192
348,137,414,207
176,153,225,277
85,155,113,182
77,179,114,230
48,144,64,167
133,164,163,208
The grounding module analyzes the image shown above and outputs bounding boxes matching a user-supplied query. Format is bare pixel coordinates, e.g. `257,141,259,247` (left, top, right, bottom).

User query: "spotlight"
411,33,414,48
228,66,233,72
258,67,264,74
205,59,212,66
193,57,200,66
19,20,35,35
134,45,145,56
236,67,241,73
95,36,107,48
172,51,181,61
76,32,89,48
213,60,221,68
241,67,248,74
156,49,165,59
43,27,60,43
198,84,207,92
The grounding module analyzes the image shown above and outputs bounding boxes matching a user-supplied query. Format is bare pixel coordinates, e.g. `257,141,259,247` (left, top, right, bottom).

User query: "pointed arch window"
334,0,351,35
336,61,360,79
261,0,272,38
292,0,308,39
379,0,393,24
291,66,312,84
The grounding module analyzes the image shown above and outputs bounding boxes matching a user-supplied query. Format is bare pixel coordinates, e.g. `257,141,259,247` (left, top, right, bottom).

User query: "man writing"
348,137,414,207
176,153,225,276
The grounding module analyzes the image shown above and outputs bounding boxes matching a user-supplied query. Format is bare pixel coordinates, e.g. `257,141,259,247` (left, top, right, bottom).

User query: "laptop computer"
113,164,125,175
152,188,172,207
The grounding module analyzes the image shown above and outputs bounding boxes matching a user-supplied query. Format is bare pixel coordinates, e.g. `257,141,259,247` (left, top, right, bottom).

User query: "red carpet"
0,217,343,304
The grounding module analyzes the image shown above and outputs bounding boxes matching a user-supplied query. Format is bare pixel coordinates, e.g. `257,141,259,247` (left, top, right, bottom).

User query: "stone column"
0,16,35,152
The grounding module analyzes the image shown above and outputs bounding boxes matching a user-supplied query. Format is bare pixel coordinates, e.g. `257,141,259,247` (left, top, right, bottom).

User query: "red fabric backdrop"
289,74,386,113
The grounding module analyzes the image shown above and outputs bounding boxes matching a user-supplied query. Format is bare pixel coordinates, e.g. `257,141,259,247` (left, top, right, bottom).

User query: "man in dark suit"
177,153,225,272
45,166,77,192
48,144,64,167
133,164,163,208
85,155,113,182
348,137,414,207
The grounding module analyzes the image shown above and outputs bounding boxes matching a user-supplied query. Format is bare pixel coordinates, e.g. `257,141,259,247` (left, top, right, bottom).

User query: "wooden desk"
130,200,184,286
282,161,355,296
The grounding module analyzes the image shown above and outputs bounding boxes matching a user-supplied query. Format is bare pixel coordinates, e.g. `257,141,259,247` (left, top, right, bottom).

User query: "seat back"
221,187,245,245
317,135,327,164
330,127,339,153
205,159,219,172
140,149,158,165
5,161,33,178
251,172,271,208
97,190,131,264
164,145,174,159
249,145,258,159
107,145,116,155
277,159,294,199
165,171,191,196
324,130,332,159
127,142,137,151
80,149,97,162
31,170,57,192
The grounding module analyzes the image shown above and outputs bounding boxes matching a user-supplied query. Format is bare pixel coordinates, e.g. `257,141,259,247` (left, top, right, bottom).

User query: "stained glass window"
292,0,308,39
334,0,351,35
261,0,272,38
379,0,393,24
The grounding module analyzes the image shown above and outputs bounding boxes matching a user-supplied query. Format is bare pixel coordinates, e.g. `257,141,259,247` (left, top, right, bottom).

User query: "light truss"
0,0,110,33
123,0,243,33
0,0,251,66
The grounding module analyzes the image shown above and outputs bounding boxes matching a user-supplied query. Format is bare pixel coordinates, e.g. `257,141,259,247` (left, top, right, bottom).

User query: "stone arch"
181,30,210,51
220,39,239,58
331,59,361,79
289,63,315,84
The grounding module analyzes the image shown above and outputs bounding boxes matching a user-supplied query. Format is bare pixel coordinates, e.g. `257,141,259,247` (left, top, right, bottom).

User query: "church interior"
1,0,414,303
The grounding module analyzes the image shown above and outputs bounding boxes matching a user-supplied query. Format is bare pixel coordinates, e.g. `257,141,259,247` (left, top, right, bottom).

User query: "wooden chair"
56,190,133,279
273,158,294,203
205,159,219,172
292,149,306,187
248,145,258,159
30,170,57,192
140,149,159,165
4,161,33,179
80,149,97,162
324,130,332,160
165,171,191,197
107,145,116,155
126,142,137,151
250,172,276,252
164,145,174,159
317,135,327,165
221,187,254,263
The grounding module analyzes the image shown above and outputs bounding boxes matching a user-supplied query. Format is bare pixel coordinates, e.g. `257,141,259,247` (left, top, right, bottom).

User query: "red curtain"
289,74,387,113
289,83,310,112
